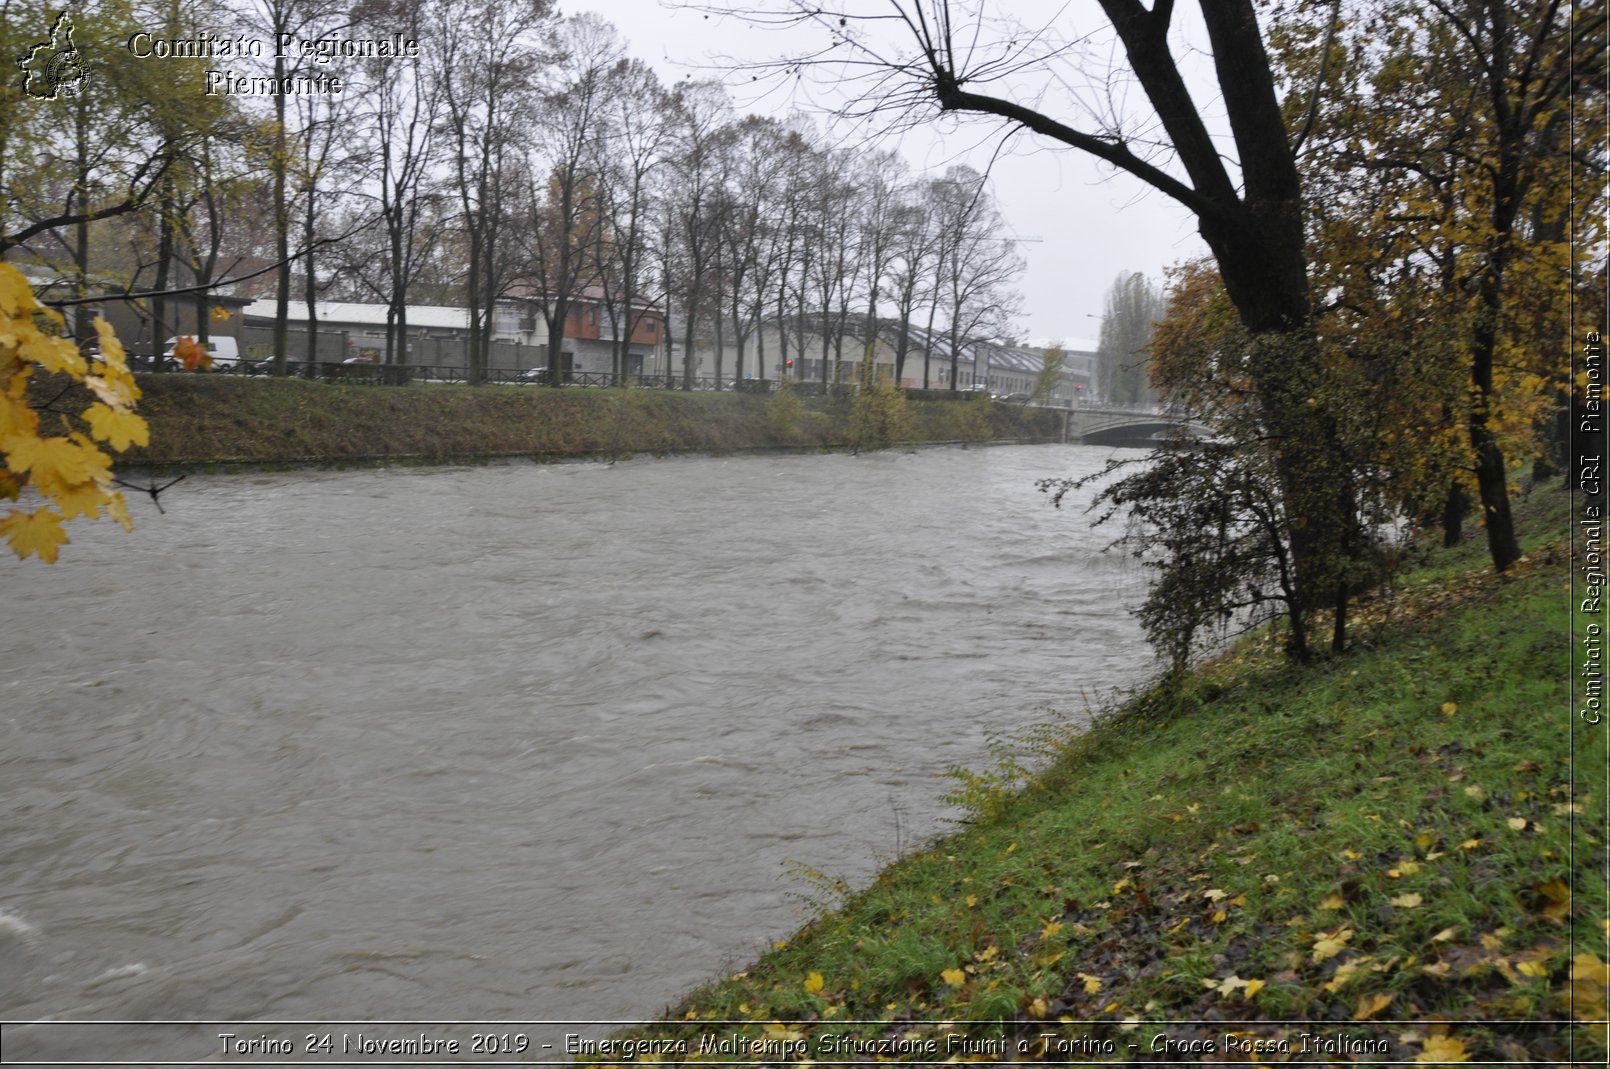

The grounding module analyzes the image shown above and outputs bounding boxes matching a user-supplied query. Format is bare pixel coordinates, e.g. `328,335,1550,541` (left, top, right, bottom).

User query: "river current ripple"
1,444,1147,1056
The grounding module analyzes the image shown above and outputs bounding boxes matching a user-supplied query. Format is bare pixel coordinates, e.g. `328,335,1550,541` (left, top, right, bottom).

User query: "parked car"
519,366,555,384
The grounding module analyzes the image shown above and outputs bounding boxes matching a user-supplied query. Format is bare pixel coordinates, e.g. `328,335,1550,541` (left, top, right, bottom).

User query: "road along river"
1,443,1148,1060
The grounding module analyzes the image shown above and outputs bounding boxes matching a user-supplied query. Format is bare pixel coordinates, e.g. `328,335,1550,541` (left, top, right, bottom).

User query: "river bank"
588,484,1606,1064
110,375,1062,466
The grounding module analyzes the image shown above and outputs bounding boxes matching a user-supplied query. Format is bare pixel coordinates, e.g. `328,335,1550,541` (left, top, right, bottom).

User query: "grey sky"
577,0,1212,348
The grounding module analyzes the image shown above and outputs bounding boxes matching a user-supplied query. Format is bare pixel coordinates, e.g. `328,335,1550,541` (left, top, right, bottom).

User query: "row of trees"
2,0,1026,389
760,0,1600,663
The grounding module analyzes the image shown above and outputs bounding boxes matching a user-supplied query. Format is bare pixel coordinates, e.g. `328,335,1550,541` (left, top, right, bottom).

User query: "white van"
162,335,241,370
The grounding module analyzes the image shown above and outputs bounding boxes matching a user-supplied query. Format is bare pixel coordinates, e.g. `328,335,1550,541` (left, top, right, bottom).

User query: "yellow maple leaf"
803,971,824,994
1390,893,1424,909
0,507,68,562
1441,701,1458,715
1242,978,1265,999
1079,973,1102,994
83,403,150,451
0,388,39,438
83,373,137,409
93,317,130,368
1416,1034,1471,1062
941,968,966,986
19,329,84,377
50,479,111,521
6,433,105,495
1319,893,1346,910
0,263,35,318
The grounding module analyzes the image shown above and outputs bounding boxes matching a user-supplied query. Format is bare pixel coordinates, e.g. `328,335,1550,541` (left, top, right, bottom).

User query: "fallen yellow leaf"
1313,928,1354,962
1353,991,1393,1020
1390,893,1424,909
1416,1034,1471,1062
1571,954,1609,987
803,971,824,994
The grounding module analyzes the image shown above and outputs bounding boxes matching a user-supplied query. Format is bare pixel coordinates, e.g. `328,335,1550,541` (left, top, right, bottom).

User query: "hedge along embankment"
113,375,1064,466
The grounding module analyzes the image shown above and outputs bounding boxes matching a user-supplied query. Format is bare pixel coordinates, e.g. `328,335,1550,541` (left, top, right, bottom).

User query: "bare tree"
928,166,1022,388
520,13,620,386
434,0,551,383
883,187,937,386
249,0,349,374
352,0,441,368
593,57,673,380
663,80,733,389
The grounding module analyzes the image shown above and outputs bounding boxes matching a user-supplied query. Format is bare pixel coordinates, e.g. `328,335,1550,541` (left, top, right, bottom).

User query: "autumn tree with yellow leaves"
1270,0,1605,569
0,263,146,562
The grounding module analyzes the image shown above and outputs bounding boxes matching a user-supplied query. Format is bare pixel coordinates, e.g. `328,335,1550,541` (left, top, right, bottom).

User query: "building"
677,316,1097,403
239,289,667,374
500,284,667,377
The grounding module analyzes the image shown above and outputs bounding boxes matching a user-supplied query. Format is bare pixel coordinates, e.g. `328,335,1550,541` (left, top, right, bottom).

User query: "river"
1,444,1147,1061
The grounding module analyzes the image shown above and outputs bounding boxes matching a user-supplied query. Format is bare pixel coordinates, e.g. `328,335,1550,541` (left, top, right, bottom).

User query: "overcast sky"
576,0,1213,349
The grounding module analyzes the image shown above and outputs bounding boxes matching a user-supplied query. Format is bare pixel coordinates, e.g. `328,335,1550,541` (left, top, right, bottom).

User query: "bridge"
1059,405,1212,447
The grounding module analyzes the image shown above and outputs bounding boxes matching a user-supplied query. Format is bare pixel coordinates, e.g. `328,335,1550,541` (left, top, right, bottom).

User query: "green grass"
584,486,1606,1064
85,375,1063,466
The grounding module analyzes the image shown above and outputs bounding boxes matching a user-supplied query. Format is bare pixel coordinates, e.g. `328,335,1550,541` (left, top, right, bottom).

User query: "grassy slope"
590,486,1606,1064
111,376,1057,465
